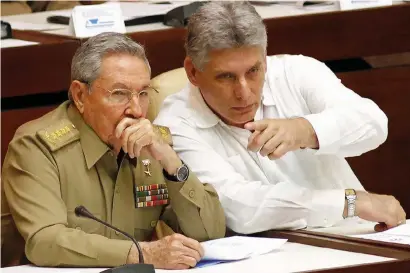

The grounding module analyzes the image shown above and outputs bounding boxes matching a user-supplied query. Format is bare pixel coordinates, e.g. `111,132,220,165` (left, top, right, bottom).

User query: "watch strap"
163,161,189,182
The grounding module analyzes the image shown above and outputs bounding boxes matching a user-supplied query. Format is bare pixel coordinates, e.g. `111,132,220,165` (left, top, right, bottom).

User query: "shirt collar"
67,104,110,169
188,84,220,128
187,78,275,129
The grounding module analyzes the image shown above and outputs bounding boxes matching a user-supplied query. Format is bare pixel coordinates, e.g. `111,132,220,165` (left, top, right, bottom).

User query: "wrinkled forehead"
205,46,265,72
97,54,151,89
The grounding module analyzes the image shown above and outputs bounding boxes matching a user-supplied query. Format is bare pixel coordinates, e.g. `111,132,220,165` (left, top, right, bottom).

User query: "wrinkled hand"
114,117,182,174
139,234,204,269
244,118,318,159
353,191,406,231
114,117,167,161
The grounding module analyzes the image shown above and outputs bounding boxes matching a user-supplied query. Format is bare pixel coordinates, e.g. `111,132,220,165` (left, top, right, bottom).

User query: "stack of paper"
197,236,287,267
350,219,410,245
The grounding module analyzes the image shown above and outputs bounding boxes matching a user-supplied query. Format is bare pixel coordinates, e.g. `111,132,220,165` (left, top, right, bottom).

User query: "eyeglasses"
106,86,158,104
82,81,159,105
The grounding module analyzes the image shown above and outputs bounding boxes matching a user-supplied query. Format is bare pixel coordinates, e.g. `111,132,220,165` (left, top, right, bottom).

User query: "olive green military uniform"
1,101,225,267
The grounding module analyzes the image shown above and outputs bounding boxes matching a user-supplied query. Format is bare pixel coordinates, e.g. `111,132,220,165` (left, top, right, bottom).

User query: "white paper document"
350,219,410,245
197,236,287,267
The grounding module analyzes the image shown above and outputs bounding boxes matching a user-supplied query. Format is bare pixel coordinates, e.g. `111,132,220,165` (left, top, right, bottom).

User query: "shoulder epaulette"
37,119,80,152
153,125,173,146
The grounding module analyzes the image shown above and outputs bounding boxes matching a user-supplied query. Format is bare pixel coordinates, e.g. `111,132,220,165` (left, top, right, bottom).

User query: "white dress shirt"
154,55,388,234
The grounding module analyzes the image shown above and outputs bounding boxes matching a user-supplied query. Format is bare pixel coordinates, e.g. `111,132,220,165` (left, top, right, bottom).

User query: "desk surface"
0,242,397,273
2,1,408,44
0,2,341,39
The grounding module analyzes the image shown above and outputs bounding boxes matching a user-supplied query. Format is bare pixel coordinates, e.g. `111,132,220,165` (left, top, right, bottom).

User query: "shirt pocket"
133,206,162,241
132,154,170,240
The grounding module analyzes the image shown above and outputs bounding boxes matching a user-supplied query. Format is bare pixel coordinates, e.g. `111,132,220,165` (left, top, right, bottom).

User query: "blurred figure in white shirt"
154,1,406,234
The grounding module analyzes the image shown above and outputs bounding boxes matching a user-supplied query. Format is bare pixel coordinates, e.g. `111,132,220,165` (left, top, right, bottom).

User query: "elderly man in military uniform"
1,32,225,269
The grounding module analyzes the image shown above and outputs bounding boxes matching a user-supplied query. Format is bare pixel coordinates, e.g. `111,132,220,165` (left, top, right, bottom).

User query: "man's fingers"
173,263,190,270
115,117,137,138
244,120,269,132
179,255,198,268
267,143,288,160
119,121,143,154
122,123,153,157
180,246,201,262
179,236,204,258
126,129,141,157
395,208,406,228
122,126,136,154
260,134,281,157
399,206,406,225
250,127,277,152
384,214,400,229
248,131,261,150
128,133,151,158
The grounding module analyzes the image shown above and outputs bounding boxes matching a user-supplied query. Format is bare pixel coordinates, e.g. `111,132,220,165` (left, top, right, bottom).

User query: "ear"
184,57,200,87
70,80,88,114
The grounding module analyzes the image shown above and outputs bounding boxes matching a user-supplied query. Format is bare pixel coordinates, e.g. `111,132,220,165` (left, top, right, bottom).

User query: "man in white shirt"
154,1,406,234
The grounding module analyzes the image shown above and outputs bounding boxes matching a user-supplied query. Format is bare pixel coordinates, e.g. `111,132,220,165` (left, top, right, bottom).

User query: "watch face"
176,164,189,182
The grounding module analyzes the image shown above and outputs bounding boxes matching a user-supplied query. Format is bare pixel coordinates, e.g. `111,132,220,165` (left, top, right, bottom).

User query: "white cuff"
307,189,345,228
303,113,340,155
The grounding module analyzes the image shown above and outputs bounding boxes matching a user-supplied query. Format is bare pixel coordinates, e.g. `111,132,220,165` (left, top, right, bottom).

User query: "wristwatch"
344,189,357,218
163,162,190,182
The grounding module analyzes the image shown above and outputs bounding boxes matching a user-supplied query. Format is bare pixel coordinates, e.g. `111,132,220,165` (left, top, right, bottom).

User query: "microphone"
75,205,155,273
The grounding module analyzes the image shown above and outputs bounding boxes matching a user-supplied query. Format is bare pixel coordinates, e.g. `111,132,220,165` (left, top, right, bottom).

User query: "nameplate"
339,0,392,11
69,3,126,38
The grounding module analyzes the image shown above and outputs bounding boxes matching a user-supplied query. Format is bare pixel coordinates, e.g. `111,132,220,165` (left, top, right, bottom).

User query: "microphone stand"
75,206,155,273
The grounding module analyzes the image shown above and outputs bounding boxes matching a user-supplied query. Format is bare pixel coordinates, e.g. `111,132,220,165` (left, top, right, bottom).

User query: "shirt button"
108,151,114,157
75,226,82,230
115,231,120,236
115,188,120,194
150,220,157,228
189,190,195,198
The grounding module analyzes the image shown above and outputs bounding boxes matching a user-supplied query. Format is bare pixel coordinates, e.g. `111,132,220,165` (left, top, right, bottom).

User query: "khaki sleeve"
2,135,133,267
165,171,226,242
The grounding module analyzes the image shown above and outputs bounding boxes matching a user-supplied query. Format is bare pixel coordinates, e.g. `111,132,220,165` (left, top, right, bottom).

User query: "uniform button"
75,226,82,230
150,220,157,228
189,190,195,198
115,188,120,194
108,151,114,157
115,231,120,236
72,124,76,129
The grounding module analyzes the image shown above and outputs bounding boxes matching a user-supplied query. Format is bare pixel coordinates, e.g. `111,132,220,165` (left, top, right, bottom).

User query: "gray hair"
69,32,150,101
185,1,267,70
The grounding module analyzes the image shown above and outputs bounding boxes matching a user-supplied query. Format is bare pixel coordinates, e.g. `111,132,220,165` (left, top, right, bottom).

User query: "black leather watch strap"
163,161,189,182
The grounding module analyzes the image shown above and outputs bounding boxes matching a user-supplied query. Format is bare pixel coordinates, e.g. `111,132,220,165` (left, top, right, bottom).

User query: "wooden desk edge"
254,229,410,272
259,230,410,259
